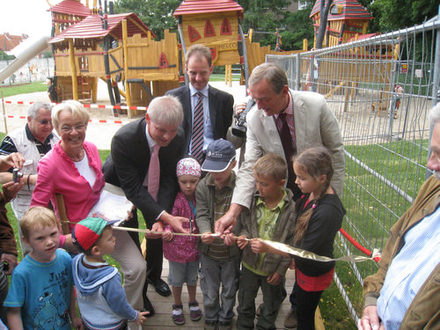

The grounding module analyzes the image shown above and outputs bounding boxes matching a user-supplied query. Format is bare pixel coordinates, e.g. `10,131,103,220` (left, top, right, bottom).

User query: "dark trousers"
0,268,8,325
237,267,286,330
294,282,323,330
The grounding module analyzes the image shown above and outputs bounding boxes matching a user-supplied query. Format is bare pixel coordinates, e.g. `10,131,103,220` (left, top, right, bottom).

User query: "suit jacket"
232,90,345,209
165,84,234,153
103,118,184,222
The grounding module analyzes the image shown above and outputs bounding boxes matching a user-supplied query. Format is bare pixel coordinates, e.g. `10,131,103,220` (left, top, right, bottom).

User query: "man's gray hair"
429,102,440,125
148,95,183,126
28,102,52,119
249,62,288,94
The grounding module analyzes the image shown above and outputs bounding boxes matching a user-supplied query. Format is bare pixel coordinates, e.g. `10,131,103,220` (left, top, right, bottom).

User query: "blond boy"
4,206,81,329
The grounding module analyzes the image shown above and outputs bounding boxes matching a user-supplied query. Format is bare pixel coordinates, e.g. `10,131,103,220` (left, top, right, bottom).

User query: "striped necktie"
191,92,204,163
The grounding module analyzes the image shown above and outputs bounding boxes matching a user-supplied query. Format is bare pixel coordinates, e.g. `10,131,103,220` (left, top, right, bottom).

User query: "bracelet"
26,175,31,190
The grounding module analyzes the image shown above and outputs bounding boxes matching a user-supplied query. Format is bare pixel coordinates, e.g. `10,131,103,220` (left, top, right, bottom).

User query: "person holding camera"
0,152,25,326
0,102,59,254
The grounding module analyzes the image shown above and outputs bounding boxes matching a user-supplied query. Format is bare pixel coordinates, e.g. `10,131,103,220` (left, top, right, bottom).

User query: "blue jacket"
72,254,138,329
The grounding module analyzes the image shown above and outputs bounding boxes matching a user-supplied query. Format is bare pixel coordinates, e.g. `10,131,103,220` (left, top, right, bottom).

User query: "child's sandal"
189,301,202,321
172,304,185,325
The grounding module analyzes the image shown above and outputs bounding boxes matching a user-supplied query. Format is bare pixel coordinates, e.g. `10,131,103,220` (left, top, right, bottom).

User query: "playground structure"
308,0,398,115
47,0,300,116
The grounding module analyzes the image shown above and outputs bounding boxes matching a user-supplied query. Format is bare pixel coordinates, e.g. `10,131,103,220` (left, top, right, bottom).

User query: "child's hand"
223,233,236,246
146,222,163,239
162,230,174,241
236,236,249,249
71,316,84,329
201,232,215,244
250,238,267,253
267,272,282,285
289,258,295,270
136,310,149,324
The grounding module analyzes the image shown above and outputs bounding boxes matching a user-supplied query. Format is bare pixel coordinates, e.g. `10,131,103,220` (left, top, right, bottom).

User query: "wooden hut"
173,0,244,66
50,12,181,116
310,0,373,47
49,0,92,36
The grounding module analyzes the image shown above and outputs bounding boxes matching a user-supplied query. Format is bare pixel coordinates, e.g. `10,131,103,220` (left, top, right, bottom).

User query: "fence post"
295,53,301,91
427,6,440,179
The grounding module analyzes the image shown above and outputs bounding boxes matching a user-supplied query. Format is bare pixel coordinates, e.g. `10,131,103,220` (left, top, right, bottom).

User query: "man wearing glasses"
0,102,59,252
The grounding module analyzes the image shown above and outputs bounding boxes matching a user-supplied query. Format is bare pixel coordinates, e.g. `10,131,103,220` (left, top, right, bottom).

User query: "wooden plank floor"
141,259,325,329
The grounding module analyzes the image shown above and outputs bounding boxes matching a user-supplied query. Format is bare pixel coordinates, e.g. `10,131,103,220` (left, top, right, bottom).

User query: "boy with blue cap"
196,139,240,330
72,217,148,330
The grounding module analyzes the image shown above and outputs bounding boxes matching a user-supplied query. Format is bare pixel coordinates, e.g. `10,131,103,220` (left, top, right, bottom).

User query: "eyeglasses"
36,119,52,125
60,124,87,133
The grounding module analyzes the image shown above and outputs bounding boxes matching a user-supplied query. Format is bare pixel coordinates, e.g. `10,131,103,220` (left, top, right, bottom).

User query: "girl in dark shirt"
252,147,345,330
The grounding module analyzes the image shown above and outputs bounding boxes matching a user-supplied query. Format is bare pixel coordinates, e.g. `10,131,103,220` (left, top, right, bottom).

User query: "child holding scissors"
163,157,202,325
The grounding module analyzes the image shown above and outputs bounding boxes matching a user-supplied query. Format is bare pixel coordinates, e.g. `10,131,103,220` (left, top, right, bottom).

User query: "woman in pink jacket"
30,100,104,249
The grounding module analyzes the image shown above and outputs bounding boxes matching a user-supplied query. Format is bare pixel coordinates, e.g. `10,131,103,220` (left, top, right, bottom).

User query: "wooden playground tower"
48,0,296,117
309,0,397,114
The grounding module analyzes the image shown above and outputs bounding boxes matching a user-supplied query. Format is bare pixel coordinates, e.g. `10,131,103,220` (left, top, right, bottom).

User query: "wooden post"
68,39,78,100
55,194,71,235
122,19,132,118
1,91,8,134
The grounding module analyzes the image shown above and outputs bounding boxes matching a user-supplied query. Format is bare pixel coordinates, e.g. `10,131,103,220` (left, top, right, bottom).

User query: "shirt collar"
25,123,54,144
256,189,287,211
274,91,293,118
145,122,156,150
189,84,209,98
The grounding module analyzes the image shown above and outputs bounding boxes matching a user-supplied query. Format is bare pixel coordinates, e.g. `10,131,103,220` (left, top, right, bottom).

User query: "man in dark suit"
103,95,187,314
166,44,234,163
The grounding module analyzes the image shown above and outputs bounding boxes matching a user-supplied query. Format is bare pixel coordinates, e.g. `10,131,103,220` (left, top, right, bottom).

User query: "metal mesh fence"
267,17,440,323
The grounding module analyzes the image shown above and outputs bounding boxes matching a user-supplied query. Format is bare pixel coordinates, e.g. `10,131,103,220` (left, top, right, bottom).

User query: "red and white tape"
2,100,148,111
1,114,128,125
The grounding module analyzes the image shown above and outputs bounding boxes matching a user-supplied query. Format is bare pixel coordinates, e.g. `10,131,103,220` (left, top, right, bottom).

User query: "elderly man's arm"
319,102,345,196
215,111,262,233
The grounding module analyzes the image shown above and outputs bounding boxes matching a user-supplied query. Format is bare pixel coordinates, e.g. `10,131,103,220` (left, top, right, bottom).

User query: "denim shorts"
168,260,199,287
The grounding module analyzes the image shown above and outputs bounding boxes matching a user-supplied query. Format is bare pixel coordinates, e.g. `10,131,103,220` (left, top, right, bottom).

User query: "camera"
231,99,255,138
12,168,23,183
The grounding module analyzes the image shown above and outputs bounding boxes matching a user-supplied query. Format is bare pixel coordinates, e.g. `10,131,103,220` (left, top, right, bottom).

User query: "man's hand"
2,181,24,202
0,152,24,171
63,234,79,254
160,212,189,233
146,222,164,239
1,253,17,275
201,232,215,245
214,203,243,234
358,305,382,330
267,272,282,285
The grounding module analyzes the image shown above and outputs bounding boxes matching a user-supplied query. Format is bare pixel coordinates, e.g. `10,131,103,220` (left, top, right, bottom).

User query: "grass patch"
0,82,48,98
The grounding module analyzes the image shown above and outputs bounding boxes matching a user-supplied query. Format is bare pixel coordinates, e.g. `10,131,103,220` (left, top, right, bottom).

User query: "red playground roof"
173,0,243,17
310,0,373,21
49,13,155,43
49,0,92,17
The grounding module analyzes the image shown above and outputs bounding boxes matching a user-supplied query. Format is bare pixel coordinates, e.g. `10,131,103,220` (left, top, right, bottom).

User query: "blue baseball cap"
201,139,236,172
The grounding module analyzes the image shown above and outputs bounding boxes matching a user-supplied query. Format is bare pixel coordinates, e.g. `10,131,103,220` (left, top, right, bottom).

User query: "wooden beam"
122,19,132,118
68,39,78,100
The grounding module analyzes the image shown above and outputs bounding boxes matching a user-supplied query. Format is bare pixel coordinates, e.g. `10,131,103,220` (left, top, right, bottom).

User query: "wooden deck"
141,260,325,329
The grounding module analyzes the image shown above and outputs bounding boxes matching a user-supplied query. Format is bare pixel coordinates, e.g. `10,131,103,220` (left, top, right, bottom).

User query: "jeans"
199,254,240,323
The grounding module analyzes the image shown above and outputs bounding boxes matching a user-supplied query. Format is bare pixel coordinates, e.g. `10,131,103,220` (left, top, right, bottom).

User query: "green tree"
355,0,438,33
282,5,314,50
114,0,180,39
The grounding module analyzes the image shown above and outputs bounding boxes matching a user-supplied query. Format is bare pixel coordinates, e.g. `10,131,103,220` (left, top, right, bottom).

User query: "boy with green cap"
72,217,148,330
